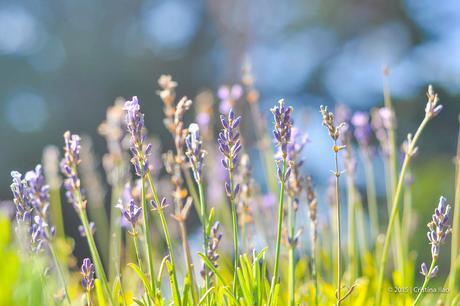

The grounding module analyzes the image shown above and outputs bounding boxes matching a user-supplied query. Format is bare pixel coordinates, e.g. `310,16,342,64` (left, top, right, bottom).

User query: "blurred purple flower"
218,85,243,114
81,258,95,292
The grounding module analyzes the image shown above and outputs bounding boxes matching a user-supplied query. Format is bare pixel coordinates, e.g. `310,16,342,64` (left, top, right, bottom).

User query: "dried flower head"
81,258,95,292
319,105,346,142
185,123,207,183
425,85,442,119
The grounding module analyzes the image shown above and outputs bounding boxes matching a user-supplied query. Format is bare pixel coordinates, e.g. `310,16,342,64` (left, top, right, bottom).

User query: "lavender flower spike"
185,123,207,183
218,108,242,196
271,99,294,182
271,99,293,158
81,258,95,292
351,111,373,147
123,96,152,177
420,196,452,278
60,131,83,209
10,171,33,223
116,199,142,234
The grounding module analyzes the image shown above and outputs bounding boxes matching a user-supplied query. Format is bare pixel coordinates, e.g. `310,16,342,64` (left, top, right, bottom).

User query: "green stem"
312,239,319,306
178,221,199,305
79,207,113,305
288,196,296,306
448,118,460,304
362,150,379,239
140,175,157,294
375,116,430,306
198,183,210,293
182,167,201,222
345,163,357,283
49,242,72,305
413,258,437,305
268,157,287,305
384,75,406,292
108,184,122,282
49,188,65,238
146,172,181,304
334,144,342,306
132,232,143,272
228,167,239,296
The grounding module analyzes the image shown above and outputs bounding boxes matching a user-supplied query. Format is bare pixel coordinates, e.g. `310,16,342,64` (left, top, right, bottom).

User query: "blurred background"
0,0,459,266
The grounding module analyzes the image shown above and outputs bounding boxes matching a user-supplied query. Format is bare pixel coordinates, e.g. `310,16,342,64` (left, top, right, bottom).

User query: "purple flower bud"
81,258,95,292
420,262,428,276
185,123,207,183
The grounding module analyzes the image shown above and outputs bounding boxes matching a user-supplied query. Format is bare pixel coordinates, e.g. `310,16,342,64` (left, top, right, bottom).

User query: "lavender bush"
1,70,459,306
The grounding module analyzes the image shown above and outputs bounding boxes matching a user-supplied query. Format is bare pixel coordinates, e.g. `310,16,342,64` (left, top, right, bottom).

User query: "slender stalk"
140,175,157,294
146,172,181,304
131,230,144,272
108,184,122,281
312,240,319,306
49,242,71,305
268,158,287,305
228,165,239,296
182,168,201,221
383,72,406,290
448,118,460,303
198,183,210,292
178,221,199,304
361,151,379,239
49,188,65,238
333,142,342,306
375,116,430,305
79,207,113,304
345,163,357,283
413,259,437,305
288,196,296,306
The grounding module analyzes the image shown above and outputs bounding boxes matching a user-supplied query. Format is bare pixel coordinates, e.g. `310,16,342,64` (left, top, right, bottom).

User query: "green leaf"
166,260,181,306
199,287,214,305
198,253,239,305
112,276,122,305
128,263,153,300
95,279,107,306
157,255,169,287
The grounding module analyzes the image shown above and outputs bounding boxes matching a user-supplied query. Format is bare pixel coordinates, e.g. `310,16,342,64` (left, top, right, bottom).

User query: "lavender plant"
268,99,293,305
413,196,452,305
218,108,242,295
3,68,459,306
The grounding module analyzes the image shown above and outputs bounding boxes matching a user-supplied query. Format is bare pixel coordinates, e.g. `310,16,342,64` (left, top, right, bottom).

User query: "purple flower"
185,123,207,183
420,196,452,278
10,167,54,253
81,258,95,292
78,222,95,237
371,107,394,157
123,96,152,177
272,99,294,182
116,199,142,231
218,109,242,196
150,197,169,211
24,165,49,216
271,99,293,158
60,131,83,209
10,171,33,223
351,111,373,147
427,196,452,258
201,221,222,280
217,85,243,114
